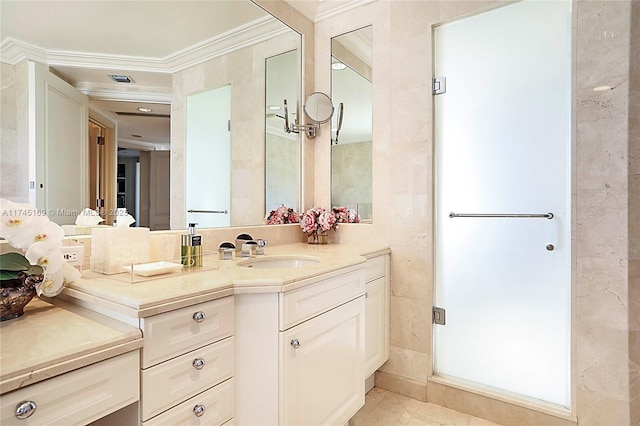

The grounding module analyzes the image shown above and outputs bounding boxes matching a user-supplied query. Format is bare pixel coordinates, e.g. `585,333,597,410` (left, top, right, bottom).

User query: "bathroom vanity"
0,299,143,425
5,242,389,425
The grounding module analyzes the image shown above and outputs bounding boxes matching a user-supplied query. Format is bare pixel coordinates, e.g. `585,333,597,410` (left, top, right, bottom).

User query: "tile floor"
349,387,501,426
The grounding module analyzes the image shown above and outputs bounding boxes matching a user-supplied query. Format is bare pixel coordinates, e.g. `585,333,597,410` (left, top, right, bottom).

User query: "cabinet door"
280,297,365,426
365,276,388,377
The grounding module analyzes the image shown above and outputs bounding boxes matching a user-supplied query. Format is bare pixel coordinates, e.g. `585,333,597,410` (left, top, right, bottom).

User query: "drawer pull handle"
192,358,206,370
15,401,37,419
193,404,206,417
291,338,301,349
192,311,206,323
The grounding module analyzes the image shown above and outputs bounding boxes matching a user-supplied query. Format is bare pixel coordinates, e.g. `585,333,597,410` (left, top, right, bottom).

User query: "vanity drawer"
141,337,234,420
141,296,234,368
0,351,139,426
279,268,365,330
365,255,386,283
143,378,234,426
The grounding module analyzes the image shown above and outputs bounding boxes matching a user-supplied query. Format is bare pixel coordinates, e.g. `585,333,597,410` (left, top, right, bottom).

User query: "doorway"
88,116,116,225
433,0,572,408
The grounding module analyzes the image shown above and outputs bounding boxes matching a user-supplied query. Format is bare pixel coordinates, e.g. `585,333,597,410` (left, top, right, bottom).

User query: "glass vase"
307,230,328,244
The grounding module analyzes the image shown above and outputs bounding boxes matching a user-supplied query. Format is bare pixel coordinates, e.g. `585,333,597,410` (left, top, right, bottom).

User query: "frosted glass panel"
434,0,571,407
186,86,231,228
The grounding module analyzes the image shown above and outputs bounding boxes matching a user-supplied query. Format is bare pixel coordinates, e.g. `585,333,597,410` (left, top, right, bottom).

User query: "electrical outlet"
61,246,85,267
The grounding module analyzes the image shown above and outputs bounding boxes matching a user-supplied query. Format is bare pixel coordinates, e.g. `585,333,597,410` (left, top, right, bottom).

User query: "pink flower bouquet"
264,205,299,225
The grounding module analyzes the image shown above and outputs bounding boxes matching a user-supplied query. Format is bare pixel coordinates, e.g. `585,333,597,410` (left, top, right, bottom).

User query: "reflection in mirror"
0,1,301,232
331,26,373,221
265,51,300,213
186,86,231,228
304,92,334,123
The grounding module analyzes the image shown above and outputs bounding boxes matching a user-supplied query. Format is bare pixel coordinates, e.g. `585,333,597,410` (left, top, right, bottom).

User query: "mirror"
0,1,301,231
331,26,373,221
265,50,300,213
304,92,334,123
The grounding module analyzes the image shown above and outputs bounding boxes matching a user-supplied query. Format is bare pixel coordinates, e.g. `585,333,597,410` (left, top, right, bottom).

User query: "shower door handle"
449,212,554,219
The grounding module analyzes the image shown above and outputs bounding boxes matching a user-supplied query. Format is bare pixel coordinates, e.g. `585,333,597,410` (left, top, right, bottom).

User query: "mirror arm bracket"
287,123,318,138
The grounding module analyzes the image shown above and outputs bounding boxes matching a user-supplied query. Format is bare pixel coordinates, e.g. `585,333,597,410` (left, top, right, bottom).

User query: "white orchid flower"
37,262,82,297
26,244,64,275
7,217,64,252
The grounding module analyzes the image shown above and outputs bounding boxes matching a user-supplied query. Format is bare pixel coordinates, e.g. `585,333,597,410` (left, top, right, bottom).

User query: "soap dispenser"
182,223,203,268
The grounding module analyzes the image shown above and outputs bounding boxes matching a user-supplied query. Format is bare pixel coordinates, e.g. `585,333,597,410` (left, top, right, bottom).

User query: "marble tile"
576,257,629,329
388,245,432,300
575,325,630,402
389,140,433,196
576,81,629,125
575,188,628,259
379,345,431,384
350,387,500,426
575,0,632,89
389,295,431,353
575,116,628,191
375,371,428,402
427,381,576,426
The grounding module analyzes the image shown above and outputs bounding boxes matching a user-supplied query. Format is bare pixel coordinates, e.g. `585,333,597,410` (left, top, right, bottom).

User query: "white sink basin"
237,255,320,269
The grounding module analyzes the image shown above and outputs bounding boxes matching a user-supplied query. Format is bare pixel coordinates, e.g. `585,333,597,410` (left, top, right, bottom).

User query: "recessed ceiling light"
331,62,347,71
108,74,135,84
137,107,152,112
131,134,143,138
592,85,612,92
268,105,281,111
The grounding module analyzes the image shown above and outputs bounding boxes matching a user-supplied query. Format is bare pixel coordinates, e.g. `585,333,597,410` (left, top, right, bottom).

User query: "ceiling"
0,0,369,152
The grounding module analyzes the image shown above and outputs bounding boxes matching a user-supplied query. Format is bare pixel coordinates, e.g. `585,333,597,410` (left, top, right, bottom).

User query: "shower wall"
315,1,638,425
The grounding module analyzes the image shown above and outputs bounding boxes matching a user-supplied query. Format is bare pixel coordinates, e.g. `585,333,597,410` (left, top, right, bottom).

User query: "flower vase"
307,230,328,245
1,272,43,321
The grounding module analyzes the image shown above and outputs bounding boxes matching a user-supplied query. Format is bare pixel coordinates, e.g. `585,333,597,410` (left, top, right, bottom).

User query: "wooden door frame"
88,108,117,225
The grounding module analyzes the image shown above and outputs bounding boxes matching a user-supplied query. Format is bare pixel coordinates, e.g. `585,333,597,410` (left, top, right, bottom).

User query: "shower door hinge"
227,120,231,132
433,306,446,325
433,77,446,95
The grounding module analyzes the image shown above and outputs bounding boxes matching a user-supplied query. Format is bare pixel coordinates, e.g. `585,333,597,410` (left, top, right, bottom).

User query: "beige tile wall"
312,0,636,424
170,31,299,229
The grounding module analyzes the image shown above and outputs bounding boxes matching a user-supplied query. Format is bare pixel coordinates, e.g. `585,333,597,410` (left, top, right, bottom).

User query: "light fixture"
137,107,152,113
331,62,347,71
268,105,281,111
592,85,612,92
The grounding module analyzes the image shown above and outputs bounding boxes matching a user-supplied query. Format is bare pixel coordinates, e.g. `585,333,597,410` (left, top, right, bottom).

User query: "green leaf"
0,270,19,280
0,252,30,272
26,264,44,275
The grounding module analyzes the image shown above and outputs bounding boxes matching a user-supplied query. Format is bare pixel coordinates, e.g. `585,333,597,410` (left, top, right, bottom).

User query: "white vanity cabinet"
364,253,390,378
235,266,366,426
0,351,139,425
139,296,235,425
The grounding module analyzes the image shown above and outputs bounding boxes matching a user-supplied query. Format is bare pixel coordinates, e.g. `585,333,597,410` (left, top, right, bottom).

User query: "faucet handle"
255,239,268,255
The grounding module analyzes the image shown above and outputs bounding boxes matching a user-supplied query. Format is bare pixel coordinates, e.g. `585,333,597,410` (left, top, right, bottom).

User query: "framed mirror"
331,26,373,221
304,92,334,123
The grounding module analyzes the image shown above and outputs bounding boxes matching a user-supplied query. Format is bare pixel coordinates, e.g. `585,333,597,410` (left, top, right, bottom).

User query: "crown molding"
1,15,290,74
315,0,378,23
75,82,172,104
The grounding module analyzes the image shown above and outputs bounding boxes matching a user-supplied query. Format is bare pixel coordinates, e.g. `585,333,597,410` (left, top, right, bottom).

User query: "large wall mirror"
0,1,301,232
265,51,300,213
331,26,373,221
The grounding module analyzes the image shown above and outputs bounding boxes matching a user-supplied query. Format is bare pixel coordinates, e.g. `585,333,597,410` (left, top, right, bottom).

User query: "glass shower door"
433,0,572,407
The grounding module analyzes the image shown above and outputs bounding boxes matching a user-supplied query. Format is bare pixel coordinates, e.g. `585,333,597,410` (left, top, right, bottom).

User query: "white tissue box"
90,227,151,275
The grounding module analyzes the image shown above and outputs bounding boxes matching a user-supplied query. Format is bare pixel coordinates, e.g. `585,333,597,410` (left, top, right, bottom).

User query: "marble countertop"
0,298,142,394
63,243,390,318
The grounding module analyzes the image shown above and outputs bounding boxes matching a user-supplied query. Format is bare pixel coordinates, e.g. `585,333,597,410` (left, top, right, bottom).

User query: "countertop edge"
1,339,142,394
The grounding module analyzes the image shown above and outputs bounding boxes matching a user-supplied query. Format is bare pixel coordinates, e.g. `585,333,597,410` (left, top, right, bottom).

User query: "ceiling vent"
108,74,135,83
